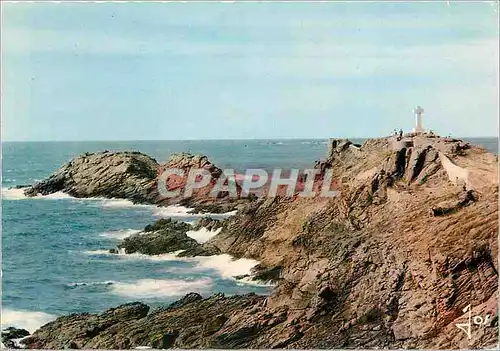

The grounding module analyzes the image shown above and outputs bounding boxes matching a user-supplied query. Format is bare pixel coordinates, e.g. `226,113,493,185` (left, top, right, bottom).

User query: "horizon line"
1,135,499,143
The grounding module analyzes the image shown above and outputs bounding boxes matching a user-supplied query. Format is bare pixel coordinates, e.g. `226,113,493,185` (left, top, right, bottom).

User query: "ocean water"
1,138,497,332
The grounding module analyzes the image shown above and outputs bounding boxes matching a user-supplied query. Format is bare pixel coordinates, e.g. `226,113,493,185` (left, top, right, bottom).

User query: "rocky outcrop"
1,327,30,349
24,151,159,203
117,219,197,255
191,217,224,231
23,151,250,212
21,302,150,349
110,217,226,257
21,135,498,349
154,153,251,212
22,294,268,349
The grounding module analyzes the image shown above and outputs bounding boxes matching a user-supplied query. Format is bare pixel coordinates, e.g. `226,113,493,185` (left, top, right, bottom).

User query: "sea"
1,138,497,333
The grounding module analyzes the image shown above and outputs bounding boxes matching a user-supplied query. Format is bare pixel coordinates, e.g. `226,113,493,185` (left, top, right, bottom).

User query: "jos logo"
455,304,491,340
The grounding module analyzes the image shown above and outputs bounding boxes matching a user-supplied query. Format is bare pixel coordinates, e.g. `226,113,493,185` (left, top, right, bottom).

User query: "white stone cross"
413,106,424,133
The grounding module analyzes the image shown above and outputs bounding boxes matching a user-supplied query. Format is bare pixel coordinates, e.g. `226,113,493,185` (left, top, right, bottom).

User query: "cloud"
1,2,498,140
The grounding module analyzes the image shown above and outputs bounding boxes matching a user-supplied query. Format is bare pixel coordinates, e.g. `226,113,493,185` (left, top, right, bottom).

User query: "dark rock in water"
23,150,251,213
119,218,197,255
14,185,30,189
2,327,30,339
143,218,191,233
108,248,118,254
177,243,221,257
23,151,159,203
2,327,30,348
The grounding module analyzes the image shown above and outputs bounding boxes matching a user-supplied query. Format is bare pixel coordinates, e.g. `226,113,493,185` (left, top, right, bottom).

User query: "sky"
1,2,498,141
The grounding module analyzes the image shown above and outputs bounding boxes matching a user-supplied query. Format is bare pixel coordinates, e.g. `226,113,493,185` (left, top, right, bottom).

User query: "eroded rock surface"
24,151,159,203
23,151,251,212
21,135,498,349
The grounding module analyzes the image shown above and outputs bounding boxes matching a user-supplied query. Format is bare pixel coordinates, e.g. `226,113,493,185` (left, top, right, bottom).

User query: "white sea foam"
151,205,198,218
219,210,238,217
83,249,114,255
235,276,276,287
1,188,76,200
91,198,155,209
86,248,259,280
83,249,184,261
38,192,74,200
118,252,258,279
1,188,27,200
100,229,142,240
1,309,57,333
119,251,184,261
66,281,116,288
82,242,263,284
0,188,153,210
193,254,259,278
152,205,237,220
186,227,222,243
111,278,212,298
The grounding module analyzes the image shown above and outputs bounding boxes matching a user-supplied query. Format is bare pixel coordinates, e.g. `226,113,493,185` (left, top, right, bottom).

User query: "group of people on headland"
392,129,404,140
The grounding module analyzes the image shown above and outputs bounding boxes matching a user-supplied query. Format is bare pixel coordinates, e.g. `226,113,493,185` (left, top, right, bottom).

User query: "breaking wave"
151,205,200,218
111,278,213,298
66,281,116,288
1,309,57,333
152,205,237,220
89,198,155,209
100,229,142,240
82,250,259,280
186,227,222,243
192,254,259,278
83,249,115,255
1,188,73,201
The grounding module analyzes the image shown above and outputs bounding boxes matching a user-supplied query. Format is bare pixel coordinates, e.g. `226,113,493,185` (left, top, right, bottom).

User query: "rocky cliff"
19,135,498,349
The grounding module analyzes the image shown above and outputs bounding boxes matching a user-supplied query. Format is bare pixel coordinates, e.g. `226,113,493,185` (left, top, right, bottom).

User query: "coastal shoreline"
3,135,498,349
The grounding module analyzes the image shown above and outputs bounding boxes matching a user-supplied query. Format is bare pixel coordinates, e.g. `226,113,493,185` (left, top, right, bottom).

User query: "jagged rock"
118,218,197,255
24,151,159,203
406,147,428,182
22,302,150,349
327,138,352,157
389,147,407,178
166,292,203,309
23,151,249,213
192,217,224,231
431,189,478,216
22,294,265,349
154,153,250,212
2,327,30,349
177,244,222,257
250,264,283,283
